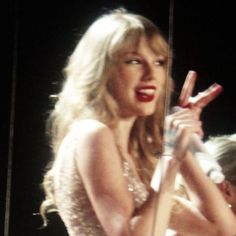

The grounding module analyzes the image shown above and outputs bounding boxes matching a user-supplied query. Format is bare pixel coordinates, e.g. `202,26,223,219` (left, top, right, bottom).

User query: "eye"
154,58,166,67
125,59,141,64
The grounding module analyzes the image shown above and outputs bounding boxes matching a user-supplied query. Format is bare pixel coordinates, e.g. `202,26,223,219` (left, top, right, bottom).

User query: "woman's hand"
178,71,223,118
164,107,203,161
151,107,202,192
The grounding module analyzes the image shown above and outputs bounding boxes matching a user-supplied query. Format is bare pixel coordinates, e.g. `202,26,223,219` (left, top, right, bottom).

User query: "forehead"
118,37,149,55
116,34,168,57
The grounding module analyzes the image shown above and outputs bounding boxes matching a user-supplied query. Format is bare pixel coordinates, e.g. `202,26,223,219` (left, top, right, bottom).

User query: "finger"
173,127,192,159
167,113,201,135
170,106,199,120
179,70,197,107
174,123,203,154
189,83,223,108
177,121,204,138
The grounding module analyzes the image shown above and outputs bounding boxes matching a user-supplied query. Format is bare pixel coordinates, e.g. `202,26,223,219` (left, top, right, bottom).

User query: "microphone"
171,106,225,184
150,134,225,192
151,107,225,192
189,133,225,184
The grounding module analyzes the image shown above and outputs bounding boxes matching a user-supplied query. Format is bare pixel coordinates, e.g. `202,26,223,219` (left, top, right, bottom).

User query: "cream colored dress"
54,146,149,236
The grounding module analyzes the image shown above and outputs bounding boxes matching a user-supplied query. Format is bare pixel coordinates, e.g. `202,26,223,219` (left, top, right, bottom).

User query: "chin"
139,107,156,116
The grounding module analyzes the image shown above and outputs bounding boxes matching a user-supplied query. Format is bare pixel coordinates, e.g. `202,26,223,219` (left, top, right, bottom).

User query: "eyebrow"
122,51,139,55
123,52,165,59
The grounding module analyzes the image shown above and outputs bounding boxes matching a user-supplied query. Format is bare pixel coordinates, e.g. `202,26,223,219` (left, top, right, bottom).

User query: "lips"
135,86,156,102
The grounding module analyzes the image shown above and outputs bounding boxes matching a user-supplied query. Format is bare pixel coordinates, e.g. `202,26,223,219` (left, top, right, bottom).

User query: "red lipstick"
136,86,156,102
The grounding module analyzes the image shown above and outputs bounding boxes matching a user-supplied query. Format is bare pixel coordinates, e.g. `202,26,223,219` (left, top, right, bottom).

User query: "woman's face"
109,36,167,118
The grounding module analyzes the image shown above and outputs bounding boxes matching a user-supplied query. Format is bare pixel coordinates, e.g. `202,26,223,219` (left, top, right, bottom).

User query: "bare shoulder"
70,119,114,144
67,119,116,164
69,121,135,230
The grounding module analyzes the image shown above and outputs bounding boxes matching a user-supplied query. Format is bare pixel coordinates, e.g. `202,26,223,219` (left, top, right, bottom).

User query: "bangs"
106,13,169,61
107,26,144,60
109,29,170,63
149,34,170,59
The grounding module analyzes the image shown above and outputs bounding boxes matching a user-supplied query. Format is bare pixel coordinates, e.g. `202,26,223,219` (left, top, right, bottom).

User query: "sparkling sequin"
123,161,149,208
54,155,149,236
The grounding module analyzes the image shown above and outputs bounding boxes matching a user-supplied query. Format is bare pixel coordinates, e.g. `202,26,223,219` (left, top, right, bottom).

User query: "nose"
142,62,156,81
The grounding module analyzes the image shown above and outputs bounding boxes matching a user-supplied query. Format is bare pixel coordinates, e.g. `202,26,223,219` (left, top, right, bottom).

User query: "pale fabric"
53,141,149,236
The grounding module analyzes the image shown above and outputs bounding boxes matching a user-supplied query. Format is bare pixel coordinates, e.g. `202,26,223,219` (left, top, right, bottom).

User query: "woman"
40,8,236,235
205,134,236,215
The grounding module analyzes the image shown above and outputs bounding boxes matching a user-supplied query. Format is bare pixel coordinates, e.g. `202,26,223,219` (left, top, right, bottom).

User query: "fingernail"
187,70,197,80
187,70,195,76
209,83,222,90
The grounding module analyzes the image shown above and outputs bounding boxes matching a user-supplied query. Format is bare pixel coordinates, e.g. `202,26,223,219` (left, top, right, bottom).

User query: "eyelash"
155,59,166,66
125,59,141,64
125,59,166,66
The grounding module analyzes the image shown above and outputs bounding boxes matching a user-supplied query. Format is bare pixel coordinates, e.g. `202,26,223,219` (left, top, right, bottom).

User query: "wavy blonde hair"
40,8,172,224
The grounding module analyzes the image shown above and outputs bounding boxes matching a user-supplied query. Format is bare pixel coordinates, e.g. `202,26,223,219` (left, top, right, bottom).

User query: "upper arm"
176,152,236,235
72,120,135,235
170,196,218,236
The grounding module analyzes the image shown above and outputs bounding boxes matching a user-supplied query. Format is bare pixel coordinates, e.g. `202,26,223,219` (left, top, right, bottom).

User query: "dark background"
3,0,236,235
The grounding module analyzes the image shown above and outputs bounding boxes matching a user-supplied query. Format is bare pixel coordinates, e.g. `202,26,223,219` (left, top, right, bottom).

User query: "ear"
218,180,233,204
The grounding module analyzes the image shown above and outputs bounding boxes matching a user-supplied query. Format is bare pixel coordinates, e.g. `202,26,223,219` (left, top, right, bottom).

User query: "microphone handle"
190,134,225,184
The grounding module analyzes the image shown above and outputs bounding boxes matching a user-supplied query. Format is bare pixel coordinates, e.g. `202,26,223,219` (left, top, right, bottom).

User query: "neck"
113,116,136,154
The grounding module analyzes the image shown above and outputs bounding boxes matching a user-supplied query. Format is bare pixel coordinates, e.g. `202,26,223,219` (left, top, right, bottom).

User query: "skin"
74,37,201,235
218,180,236,215
178,70,223,118
109,36,167,119
55,37,236,236
168,71,236,235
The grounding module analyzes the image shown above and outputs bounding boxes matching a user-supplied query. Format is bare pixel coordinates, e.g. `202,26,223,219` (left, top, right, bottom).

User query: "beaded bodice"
54,156,149,236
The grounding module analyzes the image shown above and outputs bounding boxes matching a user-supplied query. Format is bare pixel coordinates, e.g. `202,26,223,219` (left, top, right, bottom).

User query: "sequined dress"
54,153,149,236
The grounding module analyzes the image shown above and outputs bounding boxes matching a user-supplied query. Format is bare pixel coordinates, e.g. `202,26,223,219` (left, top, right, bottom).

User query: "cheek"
114,70,136,90
109,66,140,97
108,70,124,93
108,77,128,101
156,76,166,93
